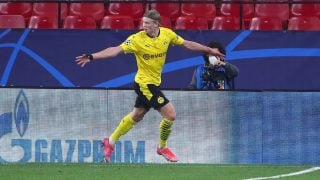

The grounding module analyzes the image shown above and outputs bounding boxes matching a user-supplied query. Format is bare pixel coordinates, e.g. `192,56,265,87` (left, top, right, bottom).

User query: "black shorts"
133,82,169,111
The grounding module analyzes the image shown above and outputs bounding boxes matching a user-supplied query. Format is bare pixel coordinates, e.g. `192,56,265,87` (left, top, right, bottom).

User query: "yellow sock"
159,118,173,148
110,114,136,143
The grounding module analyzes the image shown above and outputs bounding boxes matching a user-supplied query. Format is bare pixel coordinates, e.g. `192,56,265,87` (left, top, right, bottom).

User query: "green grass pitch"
1,163,320,180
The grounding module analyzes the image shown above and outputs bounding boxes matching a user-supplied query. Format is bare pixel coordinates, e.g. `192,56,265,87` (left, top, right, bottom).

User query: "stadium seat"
255,0,289,22
63,16,97,29
211,16,241,30
0,3,32,21
181,3,216,22
107,3,144,25
175,16,208,30
290,0,320,17
220,0,254,19
101,15,135,30
150,2,180,23
28,16,58,29
32,3,68,19
249,17,283,30
288,16,320,31
69,3,104,24
0,15,25,28
220,0,254,28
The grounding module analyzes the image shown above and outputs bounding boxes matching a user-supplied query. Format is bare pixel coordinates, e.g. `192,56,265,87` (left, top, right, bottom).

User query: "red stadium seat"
220,0,254,28
220,0,254,19
101,16,135,30
150,2,180,23
249,17,283,30
290,0,320,17
175,16,208,30
28,16,58,29
255,0,289,22
107,3,144,25
159,16,172,29
69,3,104,24
181,3,216,22
0,3,32,21
211,16,241,30
32,3,68,19
288,16,320,31
63,16,97,29
0,15,25,28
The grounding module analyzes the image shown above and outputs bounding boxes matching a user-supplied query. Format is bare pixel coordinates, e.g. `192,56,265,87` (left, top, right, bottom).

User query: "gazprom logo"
0,89,145,163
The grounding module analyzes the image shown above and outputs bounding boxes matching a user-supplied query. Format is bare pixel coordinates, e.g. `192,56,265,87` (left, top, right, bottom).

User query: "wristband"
84,54,93,61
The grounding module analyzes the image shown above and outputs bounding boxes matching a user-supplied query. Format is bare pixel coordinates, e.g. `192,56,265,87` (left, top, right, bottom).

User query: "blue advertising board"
1,29,320,90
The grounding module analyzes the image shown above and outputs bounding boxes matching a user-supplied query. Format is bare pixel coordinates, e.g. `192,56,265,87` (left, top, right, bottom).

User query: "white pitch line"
244,166,320,180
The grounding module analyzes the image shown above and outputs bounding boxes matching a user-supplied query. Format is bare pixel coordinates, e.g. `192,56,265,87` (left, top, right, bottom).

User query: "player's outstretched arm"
182,40,225,58
75,46,124,67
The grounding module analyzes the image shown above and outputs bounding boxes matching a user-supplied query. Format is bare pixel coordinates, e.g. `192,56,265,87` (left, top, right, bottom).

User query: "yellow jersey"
120,27,184,86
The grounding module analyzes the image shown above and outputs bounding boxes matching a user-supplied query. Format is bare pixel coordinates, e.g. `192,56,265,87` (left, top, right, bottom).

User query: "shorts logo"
157,96,164,104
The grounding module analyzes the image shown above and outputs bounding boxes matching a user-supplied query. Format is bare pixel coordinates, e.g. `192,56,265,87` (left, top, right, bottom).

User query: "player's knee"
131,112,145,122
165,111,176,121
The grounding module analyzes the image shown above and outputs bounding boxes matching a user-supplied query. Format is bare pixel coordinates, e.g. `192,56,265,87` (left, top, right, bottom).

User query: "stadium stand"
175,16,208,30
290,0,320,17
0,2,32,21
28,16,58,29
255,0,289,26
63,15,97,29
288,16,320,31
69,3,104,25
211,16,241,30
101,15,135,30
219,0,254,29
32,3,68,20
0,0,320,30
107,2,145,26
249,17,283,30
0,14,25,28
149,2,180,24
180,2,216,22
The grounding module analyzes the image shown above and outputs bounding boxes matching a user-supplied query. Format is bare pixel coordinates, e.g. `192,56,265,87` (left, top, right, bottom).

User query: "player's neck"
147,28,160,38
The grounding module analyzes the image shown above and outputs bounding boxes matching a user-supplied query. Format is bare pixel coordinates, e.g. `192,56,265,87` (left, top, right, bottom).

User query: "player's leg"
103,107,147,162
109,107,147,145
158,102,176,148
103,82,151,162
156,102,178,162
144,84,178,162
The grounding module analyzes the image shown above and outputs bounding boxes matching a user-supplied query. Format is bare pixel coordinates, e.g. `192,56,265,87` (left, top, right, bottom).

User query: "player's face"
142,17,159,36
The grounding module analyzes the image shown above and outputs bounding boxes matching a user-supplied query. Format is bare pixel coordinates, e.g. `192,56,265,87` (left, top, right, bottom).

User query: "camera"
201,65,225,89
202,66,217,82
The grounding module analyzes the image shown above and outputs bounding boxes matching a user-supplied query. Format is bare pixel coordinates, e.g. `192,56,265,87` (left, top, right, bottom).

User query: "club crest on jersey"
124,40,131,45
157,96,164,104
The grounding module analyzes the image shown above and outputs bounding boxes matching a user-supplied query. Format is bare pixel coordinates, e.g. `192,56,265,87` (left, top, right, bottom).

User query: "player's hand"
209,48,225,59
75,54,92,67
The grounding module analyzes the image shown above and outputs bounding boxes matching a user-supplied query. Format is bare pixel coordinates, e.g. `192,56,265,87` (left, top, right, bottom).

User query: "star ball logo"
0,90,29,163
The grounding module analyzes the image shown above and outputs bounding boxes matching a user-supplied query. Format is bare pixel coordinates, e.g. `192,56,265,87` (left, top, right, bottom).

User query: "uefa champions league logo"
0,90,29,163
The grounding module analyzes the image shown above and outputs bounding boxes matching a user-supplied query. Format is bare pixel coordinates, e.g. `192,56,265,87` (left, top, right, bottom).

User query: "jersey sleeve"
120,34,139,54
169,29,184,46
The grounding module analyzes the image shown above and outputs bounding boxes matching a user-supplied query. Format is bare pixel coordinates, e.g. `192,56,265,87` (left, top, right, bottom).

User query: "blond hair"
143,9,161,23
